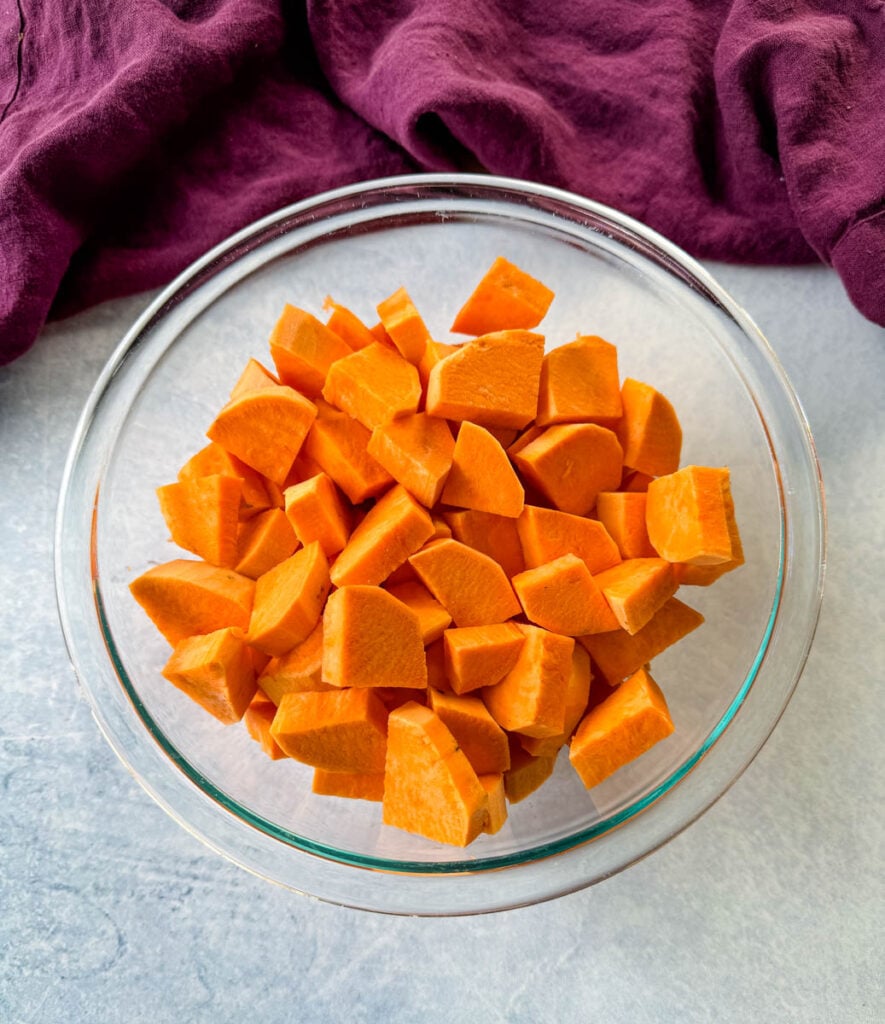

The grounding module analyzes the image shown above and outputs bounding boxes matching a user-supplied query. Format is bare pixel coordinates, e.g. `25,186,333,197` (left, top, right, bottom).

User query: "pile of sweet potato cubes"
130,257,743,847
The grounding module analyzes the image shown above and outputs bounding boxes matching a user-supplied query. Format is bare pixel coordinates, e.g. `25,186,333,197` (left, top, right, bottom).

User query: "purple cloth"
1,1,883,364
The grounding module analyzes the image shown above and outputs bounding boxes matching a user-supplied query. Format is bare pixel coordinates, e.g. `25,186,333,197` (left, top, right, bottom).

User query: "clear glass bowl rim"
55,172,826,915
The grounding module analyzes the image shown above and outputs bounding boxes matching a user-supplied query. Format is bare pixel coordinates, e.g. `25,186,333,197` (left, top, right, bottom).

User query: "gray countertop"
1,263,882,1023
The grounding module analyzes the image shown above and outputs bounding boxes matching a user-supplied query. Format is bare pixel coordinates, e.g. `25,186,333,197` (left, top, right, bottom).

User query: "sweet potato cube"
479,773,508,834
330,484,435,587
244,689,287,759
440,421,525,518
284,471,351,558
247,542,330,656
269,304,352,397
578,597,704,684
382,703,489,847
129,559,255,646
367,412,455,508
616,378,682,477
322,342,421,430
178,441,275,517
386,581,452,645
593,557,677,635
520,644,592,757
257,621,332,704
409,538,521,627
302,398,393,504
376,286,430,364
425,330,545,429
569,667,674,788
512,423,623,516
537,335,622,427
450,256,554,335
270,688,389,773
322,585,428,690
311,768,385,802
161,626,256,724
512,554,620,636
445,509,526,578
595,491,657,560
157,473,243,568
482,624,574,738
323,296,377,351
206,384,317,485
504,742,557,804
428,689,511,775
673,495,744,585
646,466,736,565
517,505,620,575
442,623,525,695
228,358,279,401
234,507,299,579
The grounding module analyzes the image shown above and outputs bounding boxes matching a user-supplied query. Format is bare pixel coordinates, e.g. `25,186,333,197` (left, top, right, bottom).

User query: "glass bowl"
55,174,825,915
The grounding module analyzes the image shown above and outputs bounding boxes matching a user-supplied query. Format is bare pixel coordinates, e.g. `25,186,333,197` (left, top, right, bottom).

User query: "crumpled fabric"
1,0,882,364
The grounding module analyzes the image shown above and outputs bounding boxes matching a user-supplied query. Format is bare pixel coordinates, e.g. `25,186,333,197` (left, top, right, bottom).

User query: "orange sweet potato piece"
444,509,526,578
302,398,394,504
311,768,385,802
512,554,620,636
512,423,623,516
161,626,256,724
130,559,255,646
428,689,511,775
376,286,430,364
442,623,525,695
479,773,508,834
228,357,279,401
206,384,317,485
593,557,677,635
595,491,657,559
520,643,592,757
620,468,655,493
270,688,389,773
386,581,452,645
322,585,428,690
269,304,353,397
247,542,330,656
504,741,557,804
178,441,276,516
569,666,674,788
616,378,682,477
408,538,521,627
244,689,288,759
450,256,554,335
517,505,621,575
283,471,351,558
536,335,622,427
382,703,488,847
425,330,545,429
322,342,421,430
482,624,574,738
646,465,736,565
323,296,376,351
424,638,449,692
157,473,242,568
234,507,299,579
440,421,525,518
578,596,704,684
257,621,332,704
330,484,435,587
366,412,455,508
673,497,744,585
